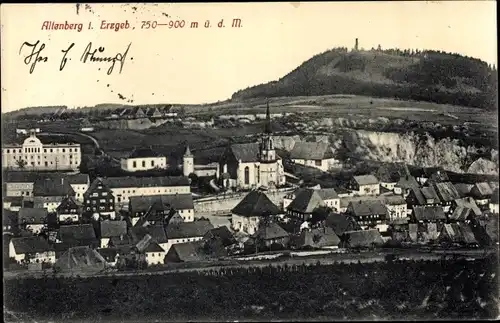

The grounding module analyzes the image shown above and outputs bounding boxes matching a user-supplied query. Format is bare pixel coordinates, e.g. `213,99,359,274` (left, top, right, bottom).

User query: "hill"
232,47,498,110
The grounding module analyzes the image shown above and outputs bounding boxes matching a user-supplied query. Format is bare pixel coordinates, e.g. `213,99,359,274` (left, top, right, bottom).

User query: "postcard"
1,2,498,322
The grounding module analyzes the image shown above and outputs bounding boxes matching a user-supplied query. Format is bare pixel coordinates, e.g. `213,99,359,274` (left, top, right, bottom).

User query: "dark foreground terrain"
4,255,498,322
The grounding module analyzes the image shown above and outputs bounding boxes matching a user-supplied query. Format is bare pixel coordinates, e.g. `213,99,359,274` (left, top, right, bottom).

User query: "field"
4,256,498,322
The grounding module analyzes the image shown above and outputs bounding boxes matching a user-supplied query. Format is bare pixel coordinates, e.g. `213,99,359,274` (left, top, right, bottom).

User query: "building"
393,175,420,196
449,197,482,222
131,226,168,251
286,189,326,221
413,167,448,185
346,200,389,232
202,226,238,257
83,178,116,219
54,246,108,273
2,130,81,171
231,190,282,235
9,236,55,264
375,163,410,191
129,193,195,225
341,229,384,249
18,208,49,234
489,188,499,214
349,175,380,196
143,242,166,265
163,219,215,253
432,182,461,212
411,206,446,223
325,213,361,237
4,171,39,197
218,102,286,190
379,195,408,221
32,176,76,213
164,241,207,263
182,145,194,177
3,209,18,234
3,196,26,212
290,226,340,250
406,186,441,208
56,196,82,224
470,182,494,207
120,147,167,172
56,224,99,248
66,174,90,203
251,221,290,249
98,221,128,248
289,142,340,172
439,223,478,247
101,176,190,206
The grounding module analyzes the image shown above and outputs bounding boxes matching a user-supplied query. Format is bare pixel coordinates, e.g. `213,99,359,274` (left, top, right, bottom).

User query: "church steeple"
264,99,272,134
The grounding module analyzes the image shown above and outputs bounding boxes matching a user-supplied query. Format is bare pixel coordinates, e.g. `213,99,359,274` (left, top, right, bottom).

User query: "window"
69,148,72,152
92,200,96,205
142,161,146,167
315,160,322,166
151,160,154,167
244,166,250,185
6,149,9,153
133,161,137,168
102,192,108,196
62,149,65,152
44,149,47,153
50,149,53,153
256,166,260,183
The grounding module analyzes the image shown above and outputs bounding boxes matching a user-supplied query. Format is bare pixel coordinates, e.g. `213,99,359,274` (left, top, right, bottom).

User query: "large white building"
120,148,167,172
218,102,286,190
289,142,340,172
2,130,81,171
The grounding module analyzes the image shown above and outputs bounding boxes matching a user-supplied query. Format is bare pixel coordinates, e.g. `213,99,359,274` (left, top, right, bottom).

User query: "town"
2,100,498,276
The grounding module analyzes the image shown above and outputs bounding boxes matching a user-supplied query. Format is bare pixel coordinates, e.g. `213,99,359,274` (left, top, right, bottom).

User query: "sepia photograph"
1,2,498,322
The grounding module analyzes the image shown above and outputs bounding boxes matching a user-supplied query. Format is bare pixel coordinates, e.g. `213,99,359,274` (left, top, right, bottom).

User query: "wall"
194,189,293,217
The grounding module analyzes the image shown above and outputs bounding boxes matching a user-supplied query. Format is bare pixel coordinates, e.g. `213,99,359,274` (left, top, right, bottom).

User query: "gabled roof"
395,175,420,190
83,178,113,198
289,142,335,160
126,147,163,159
491,188,499,204
353,175,379,186
129,194,194,214
11,236,53,254
203,226,237,247
440,223,477,244
56,196,81,213
325,214,361,236
99,220,127,238
131,225,167,244
165,220,214,240
454,183,474,198
376,163,409,183
54,246,107,272
253,222,289,241
18,208,48,224
167,241,207,262
471,182,493,198
33,177,75,197
293,227,340,248
316,188,339,200
410,186,441,205
348,200,387,217
57,224,97,244
343,229,384,248
227,143,260,162
379,195,407,205
3,209,18,227
413,206,446,221
433,182,460,202
287,189,325,214
4,171,39,183
144,241,165,253
103,176,190,189
3,196,24,207
66,174,90,185
232,191,281,217
452,197,482,217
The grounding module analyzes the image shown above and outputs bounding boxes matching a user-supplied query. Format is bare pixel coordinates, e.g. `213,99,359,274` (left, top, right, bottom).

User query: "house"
3,196,25,211
143,242,166,265
324,213,361,237
33,176,75,213
133,199,176,228
163,219,214,253
3,209,18,234
349,175,380,196
18,208,49,234
411,206,446,223
164,241,207,263
231,191,282,235
56,196,82,224
102,176,190,206
202,226,237,257
470,182,494,207
341,229,384,249
147,107,163,119
379,195,408,221
9,236,55,264
489,188,499,214
129,193,195,225
286,189,326,221
251,221,290,249
393,175,420,197
2,130,81,171
346,200,389,232
432,182,461,212
439,223,478,247
83,178,116,220
99,221,128,248
218,102,286,190
290,226,340,250
316,188,340,211
454,183,474,198
376,163,409,191
289,142,340,172
97,248,120,266
66,173,90,203
413,167,448,185
449,197,482,222
406,186,441,208
131,225,168,251
54,246,108,273
120,147,167,172
3,171,39,197
56,224,99,248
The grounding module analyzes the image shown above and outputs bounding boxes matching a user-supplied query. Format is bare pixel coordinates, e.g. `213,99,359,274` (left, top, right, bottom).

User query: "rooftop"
289,142,335,160
353,175,379,186
232,191,282,217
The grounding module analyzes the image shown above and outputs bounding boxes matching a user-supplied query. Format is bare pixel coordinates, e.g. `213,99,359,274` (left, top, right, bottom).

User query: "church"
218,101,286,190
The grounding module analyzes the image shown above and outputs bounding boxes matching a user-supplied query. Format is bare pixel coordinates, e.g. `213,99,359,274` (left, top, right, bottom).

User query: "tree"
15,159,27,169
310,206,331,226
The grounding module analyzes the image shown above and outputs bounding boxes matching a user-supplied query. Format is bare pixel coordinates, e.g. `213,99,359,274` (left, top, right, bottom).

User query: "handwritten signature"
19,40,132,75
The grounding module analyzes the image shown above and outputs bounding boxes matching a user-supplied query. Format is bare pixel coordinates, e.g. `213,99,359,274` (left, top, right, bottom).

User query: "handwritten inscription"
19,40,132,75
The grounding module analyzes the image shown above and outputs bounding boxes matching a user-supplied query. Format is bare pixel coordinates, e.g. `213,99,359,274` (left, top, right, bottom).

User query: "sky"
1,2,497,112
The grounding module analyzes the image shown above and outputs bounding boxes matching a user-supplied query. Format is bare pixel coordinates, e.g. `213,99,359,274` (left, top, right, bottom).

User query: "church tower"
183,144,194,177
259,100,276,163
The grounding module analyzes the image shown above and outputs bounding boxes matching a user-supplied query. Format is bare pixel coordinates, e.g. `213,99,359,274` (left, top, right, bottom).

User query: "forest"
4,255,498,321
232,48,498,111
